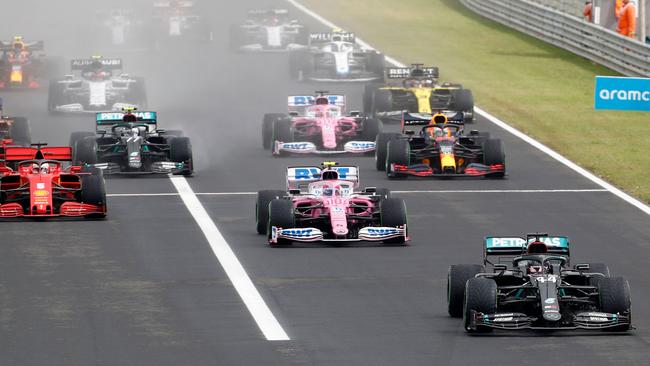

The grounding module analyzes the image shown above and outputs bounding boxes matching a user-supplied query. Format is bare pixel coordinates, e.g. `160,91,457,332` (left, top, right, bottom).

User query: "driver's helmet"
123,113,138,122
403,79,422,88
315,96,329,105
321,169,339,180
31,163,39,174
40,162,50,174
428,126,452,139
528,265,544,274
527,241,548,254
12,36,25,51
265,10,280,25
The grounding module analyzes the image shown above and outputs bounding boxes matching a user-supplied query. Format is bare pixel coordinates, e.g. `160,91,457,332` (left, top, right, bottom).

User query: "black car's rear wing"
483,234,570,265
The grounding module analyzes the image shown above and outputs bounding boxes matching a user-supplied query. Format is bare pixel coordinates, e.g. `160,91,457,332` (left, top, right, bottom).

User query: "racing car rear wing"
288,95,346,110
0,40,44,51
96,111,157,124
286,165,359,190
71,58,123,70
248,9,288,16
483,235,570,264
2,146,72,162
309,32,355,44
153,0,194,8
386,66,439,79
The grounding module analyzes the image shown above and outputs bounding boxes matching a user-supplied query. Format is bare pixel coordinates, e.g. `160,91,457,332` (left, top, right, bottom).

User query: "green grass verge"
302,0,650,203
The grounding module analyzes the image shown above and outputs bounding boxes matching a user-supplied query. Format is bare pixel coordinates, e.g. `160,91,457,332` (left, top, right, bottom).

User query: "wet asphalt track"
1,0,650,365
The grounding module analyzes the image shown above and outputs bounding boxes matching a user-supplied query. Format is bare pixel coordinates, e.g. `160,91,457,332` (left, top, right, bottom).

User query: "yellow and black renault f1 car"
375,112,504,179
363,64,474,123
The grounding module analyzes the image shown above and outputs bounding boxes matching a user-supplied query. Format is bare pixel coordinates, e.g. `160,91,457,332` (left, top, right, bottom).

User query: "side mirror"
575,264,590,271
288,111,299,117
64,74,74,80
288,189,300,195
364,187,377,193
404,130,415,136
349,111,361,117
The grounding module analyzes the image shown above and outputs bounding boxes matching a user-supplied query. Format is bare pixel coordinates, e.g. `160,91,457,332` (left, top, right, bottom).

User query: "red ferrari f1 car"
0,144,106,218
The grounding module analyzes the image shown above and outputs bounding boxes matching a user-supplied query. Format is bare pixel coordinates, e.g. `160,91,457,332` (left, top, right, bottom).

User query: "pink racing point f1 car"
265,92,382,156
255,162,409,246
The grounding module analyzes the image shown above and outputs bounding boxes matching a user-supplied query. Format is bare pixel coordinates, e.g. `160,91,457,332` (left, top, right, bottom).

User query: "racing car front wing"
92,161,190,175
0,202,105,218
273,141,375,155
269,225,408,244
467,310,631,331
388,163,505,178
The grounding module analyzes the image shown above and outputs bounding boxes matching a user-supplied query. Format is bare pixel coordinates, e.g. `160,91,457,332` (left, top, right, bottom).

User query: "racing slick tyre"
80,173,107,219
69,132,95,151
448,264,485,318
8,117,31,146
482,138,505,178
586,263,611,286
463,277,497,333
598,277,632,331
360,118,383,142
367,52,386,81
363,84,379,115
386,139,410,179
47,79,66,114
374,132,401,171
373,89,393,116
379,198,408,244
170,137,193,176
267,199,295,246
73,137,98,166
263,113,285,150
450,89,474,118
271,119,294,156
256,190,286,235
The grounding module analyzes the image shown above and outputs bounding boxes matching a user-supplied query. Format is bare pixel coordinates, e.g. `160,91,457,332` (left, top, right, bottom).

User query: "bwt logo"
293,167,350,179
290,96,342,106
598,89,650,102
281,229,313,237
283,143,310,150
367,228,398,236
349,142,374,149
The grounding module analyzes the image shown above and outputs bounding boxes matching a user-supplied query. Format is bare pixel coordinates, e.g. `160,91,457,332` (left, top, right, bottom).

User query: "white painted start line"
168,175,290,341
107,189,608,197
286,0,650,217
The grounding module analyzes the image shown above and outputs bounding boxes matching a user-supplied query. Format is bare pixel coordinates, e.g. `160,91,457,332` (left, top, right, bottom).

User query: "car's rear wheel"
74,137,98,166
267,199,295,246
69,131,95,151
9,117,31,146
448,264,485,318
373,89,393,115
464,277,497,333
451,89,474,117
380,198,408,244
256,190,285,235
360,118,383,142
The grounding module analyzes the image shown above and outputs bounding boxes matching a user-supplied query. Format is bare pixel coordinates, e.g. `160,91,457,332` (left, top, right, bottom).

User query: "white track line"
286,0,650,216
168,176,289,341
107,189,606,197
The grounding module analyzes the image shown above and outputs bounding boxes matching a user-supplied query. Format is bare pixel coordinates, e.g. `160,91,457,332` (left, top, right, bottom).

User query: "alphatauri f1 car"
0,144,106,219
375,112,505,178
70,109,193,175
265,92,382,155
290,30,384,82
48,56,147,114
256,162,408,246
364,64,474,123
230,9,309,52
447,233,632,332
